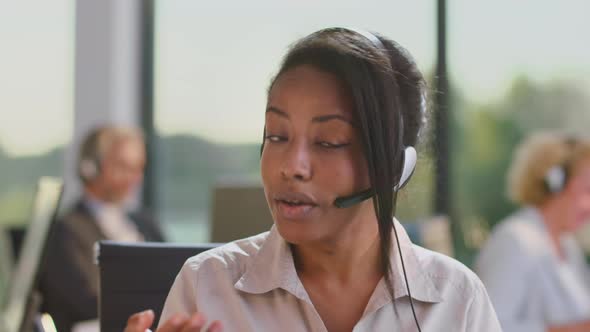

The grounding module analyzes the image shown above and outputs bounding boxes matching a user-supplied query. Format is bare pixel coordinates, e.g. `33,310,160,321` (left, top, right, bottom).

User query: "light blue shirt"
476,207,590,332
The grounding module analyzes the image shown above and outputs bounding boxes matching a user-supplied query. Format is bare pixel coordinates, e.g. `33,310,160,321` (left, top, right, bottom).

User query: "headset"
261,28,423,331
78,126,146,184
543,137,578,194
544,165,568,194
333,146,417,208
78,129,104,183
330,28,422,332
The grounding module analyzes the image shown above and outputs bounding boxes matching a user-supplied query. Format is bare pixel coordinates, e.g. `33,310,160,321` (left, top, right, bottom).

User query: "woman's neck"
292,221,383,283
291,218,385,332
539,201,568,260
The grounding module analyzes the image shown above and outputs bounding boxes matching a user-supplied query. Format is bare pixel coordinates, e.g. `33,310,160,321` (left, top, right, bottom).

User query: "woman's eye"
317,141,351,149
264,135,286,143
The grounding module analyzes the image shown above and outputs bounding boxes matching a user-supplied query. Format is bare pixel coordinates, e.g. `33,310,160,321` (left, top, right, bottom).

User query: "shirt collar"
234,226,311,302
388,219,443,303
234,220,442,305
82,195,127,222
521,206,545,228
522,206,579,263
82,195,107,220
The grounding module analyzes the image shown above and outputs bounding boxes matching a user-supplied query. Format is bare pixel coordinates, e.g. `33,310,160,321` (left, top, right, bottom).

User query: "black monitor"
98,241,220,332
0,177,63,332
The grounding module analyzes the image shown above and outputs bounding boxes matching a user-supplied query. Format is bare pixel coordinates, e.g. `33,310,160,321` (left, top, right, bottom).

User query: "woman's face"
563,156,590,231
261,65,374,245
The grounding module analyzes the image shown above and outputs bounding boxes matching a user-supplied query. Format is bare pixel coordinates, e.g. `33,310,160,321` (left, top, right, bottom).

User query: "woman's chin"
274,218,325,245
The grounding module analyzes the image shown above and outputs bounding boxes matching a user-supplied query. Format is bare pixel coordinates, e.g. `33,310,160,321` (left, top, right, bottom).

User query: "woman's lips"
273,191,318,220
275,200,316,220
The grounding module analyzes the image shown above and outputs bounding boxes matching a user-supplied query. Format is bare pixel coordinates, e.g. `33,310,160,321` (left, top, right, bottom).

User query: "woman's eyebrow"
312,114,354,126
266,107,354,127
265,106,288,118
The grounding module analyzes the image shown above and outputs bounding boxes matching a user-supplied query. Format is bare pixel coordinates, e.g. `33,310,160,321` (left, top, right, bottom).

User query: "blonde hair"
507,132,590,206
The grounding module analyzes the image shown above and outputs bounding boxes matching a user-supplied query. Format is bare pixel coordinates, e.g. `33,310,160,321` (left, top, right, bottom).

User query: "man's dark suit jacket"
39,200,165,332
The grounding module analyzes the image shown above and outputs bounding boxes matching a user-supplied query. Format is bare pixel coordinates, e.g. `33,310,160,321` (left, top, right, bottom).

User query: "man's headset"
78,129,104,183
544,137,578,194
78,126,146,184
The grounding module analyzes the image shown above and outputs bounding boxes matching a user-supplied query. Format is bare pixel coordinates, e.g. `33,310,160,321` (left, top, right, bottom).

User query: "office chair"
96,241,220,332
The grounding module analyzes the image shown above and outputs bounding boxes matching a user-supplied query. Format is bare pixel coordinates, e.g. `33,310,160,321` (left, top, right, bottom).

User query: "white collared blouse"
160,221,501,331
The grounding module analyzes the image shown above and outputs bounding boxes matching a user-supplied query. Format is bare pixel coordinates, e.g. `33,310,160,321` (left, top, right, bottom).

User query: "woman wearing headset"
476,132,590,332
125,28,501,332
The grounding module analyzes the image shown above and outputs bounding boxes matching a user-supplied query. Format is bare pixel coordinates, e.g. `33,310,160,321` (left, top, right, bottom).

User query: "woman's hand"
124,310,223,332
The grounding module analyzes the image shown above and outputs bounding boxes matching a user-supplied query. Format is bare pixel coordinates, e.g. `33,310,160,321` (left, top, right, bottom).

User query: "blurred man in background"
40,125,165,332
476,132,590,332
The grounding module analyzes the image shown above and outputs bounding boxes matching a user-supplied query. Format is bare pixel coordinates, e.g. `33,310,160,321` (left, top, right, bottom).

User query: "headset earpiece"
397,146,417,190
78,128,104,183
544,165,568,193
543,136,578,194
79,159,100,181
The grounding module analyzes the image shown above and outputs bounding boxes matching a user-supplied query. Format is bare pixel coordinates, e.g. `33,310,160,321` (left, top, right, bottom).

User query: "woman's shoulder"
181,231,270,279
485,208,551,257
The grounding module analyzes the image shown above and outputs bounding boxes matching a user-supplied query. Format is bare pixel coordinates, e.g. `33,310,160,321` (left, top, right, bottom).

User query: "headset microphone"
333,146,417,208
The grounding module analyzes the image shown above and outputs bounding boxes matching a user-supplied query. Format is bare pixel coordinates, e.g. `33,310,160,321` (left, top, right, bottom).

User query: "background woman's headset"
544,137,578,194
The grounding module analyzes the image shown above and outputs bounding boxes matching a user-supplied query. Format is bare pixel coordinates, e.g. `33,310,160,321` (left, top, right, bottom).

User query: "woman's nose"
280,141,312,182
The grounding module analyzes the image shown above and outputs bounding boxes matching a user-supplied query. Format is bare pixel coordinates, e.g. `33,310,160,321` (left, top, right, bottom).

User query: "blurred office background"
1,0,589,267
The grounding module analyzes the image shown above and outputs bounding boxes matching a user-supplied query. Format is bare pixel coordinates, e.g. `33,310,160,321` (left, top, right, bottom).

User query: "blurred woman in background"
476,132,590,332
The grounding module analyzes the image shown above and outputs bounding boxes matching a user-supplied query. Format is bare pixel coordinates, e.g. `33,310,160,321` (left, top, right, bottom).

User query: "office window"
155,1,436,242
0,0,74,297
448,0,590,249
